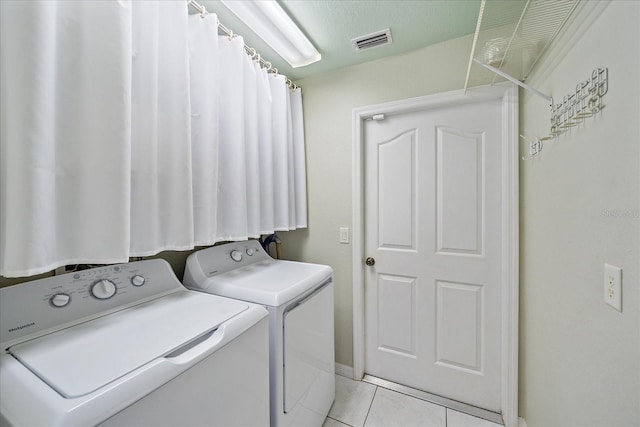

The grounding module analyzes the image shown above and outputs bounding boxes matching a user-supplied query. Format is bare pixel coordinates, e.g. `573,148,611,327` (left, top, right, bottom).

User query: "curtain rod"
187,0,299,91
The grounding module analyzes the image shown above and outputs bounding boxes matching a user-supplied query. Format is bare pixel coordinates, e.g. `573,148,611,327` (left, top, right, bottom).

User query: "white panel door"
364,98,503,412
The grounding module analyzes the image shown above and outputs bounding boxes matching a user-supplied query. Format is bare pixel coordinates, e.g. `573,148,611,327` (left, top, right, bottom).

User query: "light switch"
339,227,350,244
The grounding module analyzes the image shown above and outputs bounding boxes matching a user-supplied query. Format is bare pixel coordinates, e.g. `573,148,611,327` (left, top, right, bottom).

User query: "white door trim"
351,83,519,427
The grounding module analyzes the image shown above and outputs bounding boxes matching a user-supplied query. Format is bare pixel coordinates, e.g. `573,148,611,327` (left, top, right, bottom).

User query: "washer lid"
8,291,248,398
194,260,333,306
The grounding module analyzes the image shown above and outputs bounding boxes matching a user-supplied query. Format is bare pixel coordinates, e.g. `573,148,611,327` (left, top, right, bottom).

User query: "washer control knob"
131,275,146,287
230,250,243,262
50,293,71,308
91,279,117,300
246,248,255,256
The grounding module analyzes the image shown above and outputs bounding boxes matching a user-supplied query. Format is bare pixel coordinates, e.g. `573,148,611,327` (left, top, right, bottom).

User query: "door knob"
365,257,375,266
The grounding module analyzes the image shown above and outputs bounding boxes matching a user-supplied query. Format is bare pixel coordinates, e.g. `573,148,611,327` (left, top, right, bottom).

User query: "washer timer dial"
91,279,117,300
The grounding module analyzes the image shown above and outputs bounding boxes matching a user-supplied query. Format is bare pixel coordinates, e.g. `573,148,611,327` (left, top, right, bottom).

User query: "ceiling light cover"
220,0,321,68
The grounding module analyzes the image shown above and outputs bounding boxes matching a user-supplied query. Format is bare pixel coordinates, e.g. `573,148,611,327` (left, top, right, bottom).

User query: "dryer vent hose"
260,233,282,259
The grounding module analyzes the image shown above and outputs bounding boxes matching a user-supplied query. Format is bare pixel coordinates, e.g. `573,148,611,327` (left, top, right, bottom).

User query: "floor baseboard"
334,363,354,379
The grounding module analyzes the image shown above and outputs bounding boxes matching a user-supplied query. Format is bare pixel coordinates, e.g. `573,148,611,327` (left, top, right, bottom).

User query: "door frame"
351,83,519,426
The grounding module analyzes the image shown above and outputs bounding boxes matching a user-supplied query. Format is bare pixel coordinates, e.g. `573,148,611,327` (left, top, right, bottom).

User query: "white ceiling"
197,0,483,81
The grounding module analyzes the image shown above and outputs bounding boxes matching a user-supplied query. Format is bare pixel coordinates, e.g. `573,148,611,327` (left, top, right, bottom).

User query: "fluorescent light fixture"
220,0,321,68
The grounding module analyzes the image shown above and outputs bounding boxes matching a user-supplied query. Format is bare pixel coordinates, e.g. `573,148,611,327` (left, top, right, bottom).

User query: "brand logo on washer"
8,322,35,333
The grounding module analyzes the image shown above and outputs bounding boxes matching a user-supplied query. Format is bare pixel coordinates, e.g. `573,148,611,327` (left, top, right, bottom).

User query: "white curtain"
188,13,220,247
256,62,276,235
243,50,261,238
0,1,133,277
291,88,308,229
0,1,308,277
217,35,248,241
130,1,194,255
270,74,292,231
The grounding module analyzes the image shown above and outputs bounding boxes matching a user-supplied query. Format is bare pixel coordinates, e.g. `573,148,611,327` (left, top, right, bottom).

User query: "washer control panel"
0,259,183,349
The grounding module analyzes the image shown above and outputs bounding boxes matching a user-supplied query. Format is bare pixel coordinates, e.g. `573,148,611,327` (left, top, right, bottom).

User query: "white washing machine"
183,240,335,427
0,259,270,427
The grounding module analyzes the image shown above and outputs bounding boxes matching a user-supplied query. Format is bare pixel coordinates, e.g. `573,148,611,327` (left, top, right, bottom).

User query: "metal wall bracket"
472,58,552,103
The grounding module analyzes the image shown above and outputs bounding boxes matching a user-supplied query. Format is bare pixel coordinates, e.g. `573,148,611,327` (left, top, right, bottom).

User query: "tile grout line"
362,375,503,425
361,385,379,427
325,415,355,427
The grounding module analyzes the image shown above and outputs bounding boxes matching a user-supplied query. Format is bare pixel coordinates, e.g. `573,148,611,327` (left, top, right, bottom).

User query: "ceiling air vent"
352,28,392,51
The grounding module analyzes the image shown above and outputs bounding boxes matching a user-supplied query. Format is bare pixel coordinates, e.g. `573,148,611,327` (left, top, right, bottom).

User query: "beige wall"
279,34,474,367
281,1,639,425
519,2,639,426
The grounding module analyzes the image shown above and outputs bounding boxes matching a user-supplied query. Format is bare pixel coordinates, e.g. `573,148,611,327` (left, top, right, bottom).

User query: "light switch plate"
604,263,622,312
339,227,350,244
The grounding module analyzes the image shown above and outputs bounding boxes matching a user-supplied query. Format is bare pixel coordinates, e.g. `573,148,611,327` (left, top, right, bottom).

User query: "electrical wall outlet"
604,263,622,312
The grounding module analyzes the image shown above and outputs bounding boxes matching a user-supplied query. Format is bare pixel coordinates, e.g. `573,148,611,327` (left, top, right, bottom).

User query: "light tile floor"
324,375,502,427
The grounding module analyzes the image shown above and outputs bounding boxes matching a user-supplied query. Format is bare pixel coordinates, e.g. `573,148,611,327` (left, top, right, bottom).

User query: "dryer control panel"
184,240,271,288
0,259,183,350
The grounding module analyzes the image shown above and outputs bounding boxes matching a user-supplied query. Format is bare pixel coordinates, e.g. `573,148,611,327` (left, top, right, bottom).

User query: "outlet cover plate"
604,263,622,312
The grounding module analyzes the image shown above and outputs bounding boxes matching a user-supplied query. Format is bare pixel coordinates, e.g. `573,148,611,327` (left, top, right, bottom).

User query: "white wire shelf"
464,0,580,93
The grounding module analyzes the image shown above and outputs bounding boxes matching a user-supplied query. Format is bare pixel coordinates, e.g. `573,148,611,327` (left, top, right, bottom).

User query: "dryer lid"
8,291,248,398
194,260,333,307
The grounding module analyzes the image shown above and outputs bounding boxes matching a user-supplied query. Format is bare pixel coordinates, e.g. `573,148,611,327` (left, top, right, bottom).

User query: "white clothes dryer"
183,240,335,427
0,259,270,427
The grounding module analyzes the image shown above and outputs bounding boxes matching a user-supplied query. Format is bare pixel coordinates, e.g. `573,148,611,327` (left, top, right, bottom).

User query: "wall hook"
520,134,544,161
